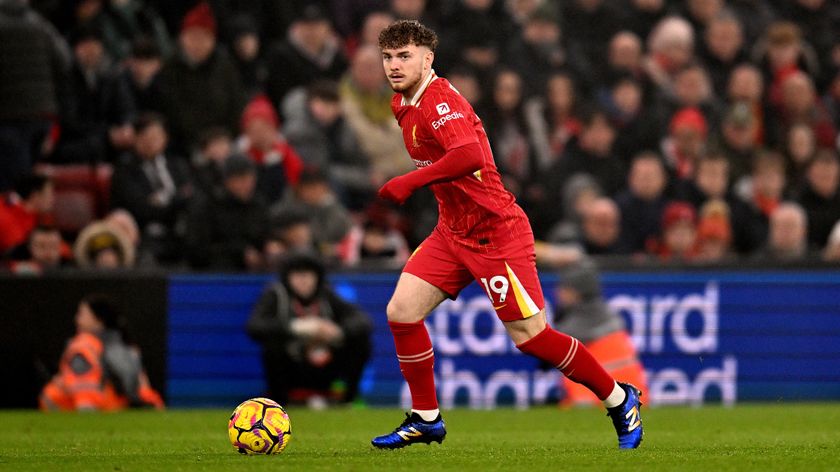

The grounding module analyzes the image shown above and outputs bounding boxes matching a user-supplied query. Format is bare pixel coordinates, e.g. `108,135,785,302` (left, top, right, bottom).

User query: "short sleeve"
421,90,479,151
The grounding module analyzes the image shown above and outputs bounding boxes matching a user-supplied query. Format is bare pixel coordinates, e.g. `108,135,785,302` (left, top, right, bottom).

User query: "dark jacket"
798,184,840,248
246,255,372,360
158,48,245,151
265,39,347,112
110,152,192,230
57,60,136,163
184,190,270,270
0,0,70,121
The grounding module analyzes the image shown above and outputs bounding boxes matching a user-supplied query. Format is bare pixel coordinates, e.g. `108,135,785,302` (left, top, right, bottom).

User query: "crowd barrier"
2,269,839,408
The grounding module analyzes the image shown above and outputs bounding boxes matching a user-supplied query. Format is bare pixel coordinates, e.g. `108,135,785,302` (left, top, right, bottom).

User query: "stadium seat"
34,164,113,233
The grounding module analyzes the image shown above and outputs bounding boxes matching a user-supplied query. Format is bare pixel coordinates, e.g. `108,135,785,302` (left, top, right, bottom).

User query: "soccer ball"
228,397,292,454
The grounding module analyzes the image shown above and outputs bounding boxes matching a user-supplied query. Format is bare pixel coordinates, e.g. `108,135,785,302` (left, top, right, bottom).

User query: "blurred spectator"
822,220,840,262
340,44,413,181
822,71,840,129
735,150,789,253
341,202,409,268
726,64,767,145
446,66,482,106
439,0,511,78
185,155,270,271
73,220,135,270
238,95,304,204
756,21,820,109
651,201,698,261
524,71,581,172
482,68,533,198
717,102,761,181
103,208,154,267
40,294,163,411
553,258,648,406
191,127,233,199
675,151,759,254
657,63,720,132
246,252,372,406
283,81,370,209
616,152,669,253
605,31,645,81
644,16,695,96
544,173,603,245
110,113,193,264
506,6,583,98
661,107,707,180
270,167,353,262
390,0,434,23
266,4,348,113
228,14,267,97
562,0,624,79
797,149,840,247
598,75,659,163
56,24,136,164
679,0,725,37
271,208,317,254
701,12,748,97
0,174,54,254
0,0,70,191
783,122,817,184
777,0,840,75
695,199,734,263
754,202,812,261
124,37,163,113
772,71,837,149
532,108,622,237
158,1,245,152
622,0,667,40
578,197,623,256
59,0,171,62
6,225,70,274
344,9,394,58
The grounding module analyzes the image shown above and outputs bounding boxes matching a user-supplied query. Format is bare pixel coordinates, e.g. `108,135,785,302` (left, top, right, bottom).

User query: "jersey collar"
401,69,437,107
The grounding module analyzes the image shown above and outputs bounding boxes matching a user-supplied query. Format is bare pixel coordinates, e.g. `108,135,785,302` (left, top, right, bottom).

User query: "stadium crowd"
2,0,840,273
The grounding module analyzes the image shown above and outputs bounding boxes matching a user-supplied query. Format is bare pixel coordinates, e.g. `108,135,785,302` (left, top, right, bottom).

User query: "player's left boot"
606,382,644,449
371,412,446,449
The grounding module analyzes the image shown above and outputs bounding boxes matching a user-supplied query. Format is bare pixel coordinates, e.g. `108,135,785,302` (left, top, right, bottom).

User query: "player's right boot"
606,382,644,449
371,412,446,449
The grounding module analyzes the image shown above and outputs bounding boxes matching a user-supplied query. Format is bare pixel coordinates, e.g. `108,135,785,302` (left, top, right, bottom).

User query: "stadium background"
2,0,840,411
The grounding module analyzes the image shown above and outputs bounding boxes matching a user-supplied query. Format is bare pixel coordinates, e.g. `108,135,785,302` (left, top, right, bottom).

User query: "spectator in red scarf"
237,95,303,204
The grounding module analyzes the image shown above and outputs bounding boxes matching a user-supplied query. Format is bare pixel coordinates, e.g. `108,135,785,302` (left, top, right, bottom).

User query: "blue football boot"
371,412,447,449
606,382,644,449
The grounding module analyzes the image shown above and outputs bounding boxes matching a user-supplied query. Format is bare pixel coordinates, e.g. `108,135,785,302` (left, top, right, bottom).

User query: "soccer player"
371,20,643,450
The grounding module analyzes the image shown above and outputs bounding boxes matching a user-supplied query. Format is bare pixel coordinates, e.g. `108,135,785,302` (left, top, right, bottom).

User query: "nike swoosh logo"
493,304,506,310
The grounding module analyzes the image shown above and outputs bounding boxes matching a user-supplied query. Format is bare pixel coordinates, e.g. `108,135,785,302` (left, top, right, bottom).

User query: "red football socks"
516,325,615,400
389,320,439,410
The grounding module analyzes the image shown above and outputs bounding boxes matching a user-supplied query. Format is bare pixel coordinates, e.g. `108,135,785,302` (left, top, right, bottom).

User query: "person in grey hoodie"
553,258,648,407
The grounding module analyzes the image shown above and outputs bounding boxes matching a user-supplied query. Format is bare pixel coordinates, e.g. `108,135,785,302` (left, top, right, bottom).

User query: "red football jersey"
391,72,526,247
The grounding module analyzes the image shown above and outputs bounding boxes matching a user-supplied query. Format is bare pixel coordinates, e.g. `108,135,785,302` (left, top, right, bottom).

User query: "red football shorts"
403,221,545,322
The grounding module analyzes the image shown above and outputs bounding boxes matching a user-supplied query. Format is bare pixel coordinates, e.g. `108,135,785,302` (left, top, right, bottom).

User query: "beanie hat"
559,258,602,300
181,2,217,36
662,201,697,230
669,107,708,137
241,95,279,130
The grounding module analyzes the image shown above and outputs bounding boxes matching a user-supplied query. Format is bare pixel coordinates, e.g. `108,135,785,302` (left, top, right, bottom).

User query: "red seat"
34,164,113,233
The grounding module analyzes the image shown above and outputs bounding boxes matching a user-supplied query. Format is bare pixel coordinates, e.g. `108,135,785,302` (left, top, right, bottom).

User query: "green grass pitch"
1,404,838,471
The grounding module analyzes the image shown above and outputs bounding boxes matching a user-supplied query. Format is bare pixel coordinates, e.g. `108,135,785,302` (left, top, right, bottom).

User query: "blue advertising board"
166,271,840,408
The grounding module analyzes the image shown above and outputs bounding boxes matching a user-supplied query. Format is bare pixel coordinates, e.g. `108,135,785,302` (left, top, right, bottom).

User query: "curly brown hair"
378,20,438,51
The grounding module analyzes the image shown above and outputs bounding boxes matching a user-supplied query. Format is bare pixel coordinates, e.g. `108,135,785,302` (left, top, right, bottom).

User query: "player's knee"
386,297,422,323
506,310,547,346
